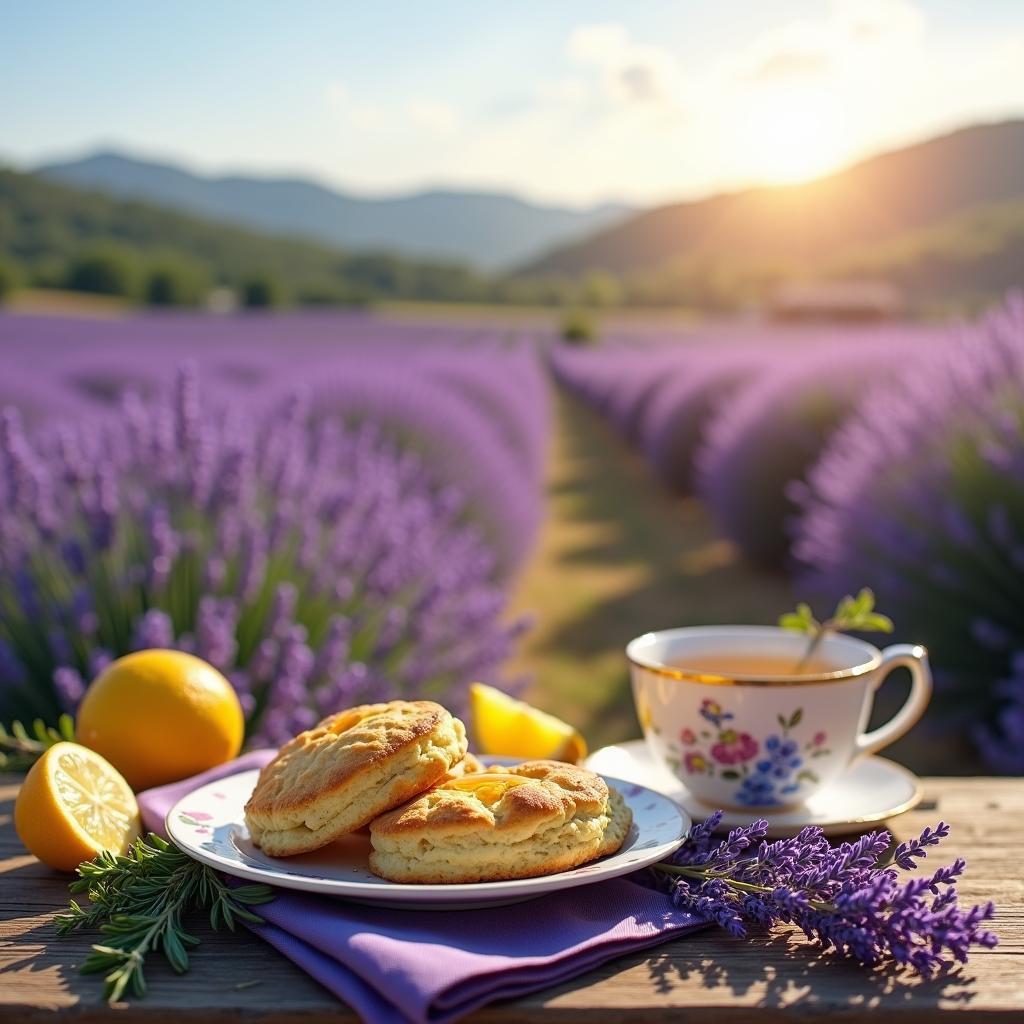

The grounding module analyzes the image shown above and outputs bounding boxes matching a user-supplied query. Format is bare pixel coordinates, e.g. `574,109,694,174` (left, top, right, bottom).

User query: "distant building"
769,280,905,323
206,286,238,314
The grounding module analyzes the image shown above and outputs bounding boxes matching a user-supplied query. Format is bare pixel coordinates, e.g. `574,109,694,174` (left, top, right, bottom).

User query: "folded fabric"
139,753,705,1024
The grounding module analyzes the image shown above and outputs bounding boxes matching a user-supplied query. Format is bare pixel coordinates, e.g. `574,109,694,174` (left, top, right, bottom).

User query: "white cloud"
566,22,684,111
408,99,460,137
566,23,631,65
325,80,350,107
742,22,836,82
734,0,926,82
312,3,1019,207
328,81,461,138
540,76,589,106
325,79,386,131
833,0,925,46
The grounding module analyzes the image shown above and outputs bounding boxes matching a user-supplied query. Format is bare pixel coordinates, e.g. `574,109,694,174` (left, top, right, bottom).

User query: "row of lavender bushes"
0,312,549,746
553,298,1024,772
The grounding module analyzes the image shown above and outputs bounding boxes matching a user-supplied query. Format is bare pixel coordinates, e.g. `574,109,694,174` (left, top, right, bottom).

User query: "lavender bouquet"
655,814,997,975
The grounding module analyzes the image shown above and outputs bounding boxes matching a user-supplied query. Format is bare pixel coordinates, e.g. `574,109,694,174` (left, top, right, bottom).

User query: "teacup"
627,626,931,810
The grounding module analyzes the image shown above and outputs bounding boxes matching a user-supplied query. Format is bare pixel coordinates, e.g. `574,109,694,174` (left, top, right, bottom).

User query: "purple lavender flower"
696,338,918,567
639,350,769,493
0,363,534,740
656,815,997,975
794,294,1024,770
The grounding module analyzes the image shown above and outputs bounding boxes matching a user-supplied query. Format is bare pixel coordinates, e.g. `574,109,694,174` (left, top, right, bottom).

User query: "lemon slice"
15,742,141,872
469,683,588,763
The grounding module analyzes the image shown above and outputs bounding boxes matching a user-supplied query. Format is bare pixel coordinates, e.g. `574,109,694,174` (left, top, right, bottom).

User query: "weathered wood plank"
2,776,1021,1021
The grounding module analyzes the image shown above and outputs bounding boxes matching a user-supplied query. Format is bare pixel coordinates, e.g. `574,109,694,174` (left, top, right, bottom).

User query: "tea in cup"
627,626,931,810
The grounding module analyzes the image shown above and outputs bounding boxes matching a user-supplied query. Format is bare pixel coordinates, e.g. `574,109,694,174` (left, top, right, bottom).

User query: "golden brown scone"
444,751,485,778
245,701,467,856
597,783,633,857
368,759,626,883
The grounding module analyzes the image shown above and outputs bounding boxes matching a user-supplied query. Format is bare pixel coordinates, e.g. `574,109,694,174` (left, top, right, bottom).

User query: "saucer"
585,739,923,838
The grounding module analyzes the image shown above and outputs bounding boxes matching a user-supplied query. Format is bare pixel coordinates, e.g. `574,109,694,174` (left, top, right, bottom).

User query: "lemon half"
15,742,141,872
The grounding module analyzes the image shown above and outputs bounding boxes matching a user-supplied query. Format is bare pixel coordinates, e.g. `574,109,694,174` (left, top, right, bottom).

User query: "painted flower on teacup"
698,699,733,727
667,706,832,807
710,729,758,765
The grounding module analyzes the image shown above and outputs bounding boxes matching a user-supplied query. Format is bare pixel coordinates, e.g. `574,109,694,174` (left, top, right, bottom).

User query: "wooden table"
1,774,1021,1022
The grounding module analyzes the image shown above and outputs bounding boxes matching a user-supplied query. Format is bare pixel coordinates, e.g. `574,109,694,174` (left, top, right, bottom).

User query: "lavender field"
2,299,1022,774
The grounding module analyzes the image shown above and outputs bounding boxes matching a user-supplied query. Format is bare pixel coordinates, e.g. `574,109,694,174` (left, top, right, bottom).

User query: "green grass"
6,287,131,318
506,388,794,750
378,300,706,330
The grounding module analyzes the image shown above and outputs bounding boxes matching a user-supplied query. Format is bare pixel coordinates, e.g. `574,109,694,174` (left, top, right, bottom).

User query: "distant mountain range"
520,120,1024,284
37,151,631,270
11,119,1024,313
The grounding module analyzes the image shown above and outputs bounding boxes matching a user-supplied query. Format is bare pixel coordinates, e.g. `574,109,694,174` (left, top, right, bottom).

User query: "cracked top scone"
368,759,632,883
245,700,467,856
444,751,485,778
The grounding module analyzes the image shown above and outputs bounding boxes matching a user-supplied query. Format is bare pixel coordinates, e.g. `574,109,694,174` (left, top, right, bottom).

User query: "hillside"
38,151,631,270
522,121,1024,282
0,167,489,304
825,199,1024,310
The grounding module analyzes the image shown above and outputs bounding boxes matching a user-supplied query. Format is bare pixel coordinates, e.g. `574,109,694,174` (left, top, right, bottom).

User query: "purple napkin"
139,753,704,1024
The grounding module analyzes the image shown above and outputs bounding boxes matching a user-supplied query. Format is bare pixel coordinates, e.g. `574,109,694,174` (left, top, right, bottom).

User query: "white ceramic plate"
166,759,690,909
585,740,922,839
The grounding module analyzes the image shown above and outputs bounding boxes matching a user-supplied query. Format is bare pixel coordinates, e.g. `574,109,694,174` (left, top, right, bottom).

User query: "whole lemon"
76,650,244,790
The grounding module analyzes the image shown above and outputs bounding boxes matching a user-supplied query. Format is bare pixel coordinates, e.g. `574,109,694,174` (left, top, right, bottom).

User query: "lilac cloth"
139,752,704,1024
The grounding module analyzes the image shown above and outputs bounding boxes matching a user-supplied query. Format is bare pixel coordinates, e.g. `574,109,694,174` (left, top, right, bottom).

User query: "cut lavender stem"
654,815,997,975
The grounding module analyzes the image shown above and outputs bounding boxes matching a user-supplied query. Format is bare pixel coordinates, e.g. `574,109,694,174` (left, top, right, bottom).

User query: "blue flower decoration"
757,735,802,779
736,774,779,806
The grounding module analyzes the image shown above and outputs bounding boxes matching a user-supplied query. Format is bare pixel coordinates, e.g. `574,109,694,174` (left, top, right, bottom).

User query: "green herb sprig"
56,833,274,1004
780,588,894,670
0,714,75,771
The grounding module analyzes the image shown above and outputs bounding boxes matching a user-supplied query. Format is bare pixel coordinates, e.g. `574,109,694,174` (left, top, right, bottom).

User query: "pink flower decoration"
711,729,758,765
684,752,710,774
812,731,827,746
680,727,697,745
184,811,213,821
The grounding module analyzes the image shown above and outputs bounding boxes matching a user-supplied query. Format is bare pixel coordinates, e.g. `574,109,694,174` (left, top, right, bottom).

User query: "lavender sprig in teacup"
653,815,997,975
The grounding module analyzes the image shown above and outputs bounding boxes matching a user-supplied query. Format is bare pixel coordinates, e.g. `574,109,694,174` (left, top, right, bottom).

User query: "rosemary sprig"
0,714,75,771
779,588,893,670
56,833,274,1003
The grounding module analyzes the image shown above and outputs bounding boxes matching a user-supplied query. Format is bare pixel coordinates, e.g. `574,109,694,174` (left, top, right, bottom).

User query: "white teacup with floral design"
627,626,931,811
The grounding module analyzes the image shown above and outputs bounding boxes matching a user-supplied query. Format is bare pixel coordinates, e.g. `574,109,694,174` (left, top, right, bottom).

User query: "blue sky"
4,1,1023,205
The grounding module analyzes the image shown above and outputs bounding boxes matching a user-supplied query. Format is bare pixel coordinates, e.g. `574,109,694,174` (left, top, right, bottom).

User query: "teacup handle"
855,644,932,759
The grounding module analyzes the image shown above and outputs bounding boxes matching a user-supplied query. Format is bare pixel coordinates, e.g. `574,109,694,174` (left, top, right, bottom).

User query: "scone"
598,783,632,857
368,759,632,883
444,751,485,778
245,700,468,856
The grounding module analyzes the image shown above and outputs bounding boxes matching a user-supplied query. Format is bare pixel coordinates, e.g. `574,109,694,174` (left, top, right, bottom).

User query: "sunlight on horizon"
735,87,854,185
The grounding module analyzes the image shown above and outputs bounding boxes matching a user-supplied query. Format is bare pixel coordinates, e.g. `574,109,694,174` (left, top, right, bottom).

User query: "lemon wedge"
469,683,588,763
15,742,141,872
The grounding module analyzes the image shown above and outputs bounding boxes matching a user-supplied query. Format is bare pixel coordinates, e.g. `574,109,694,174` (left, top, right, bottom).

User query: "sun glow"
738,88,853,184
